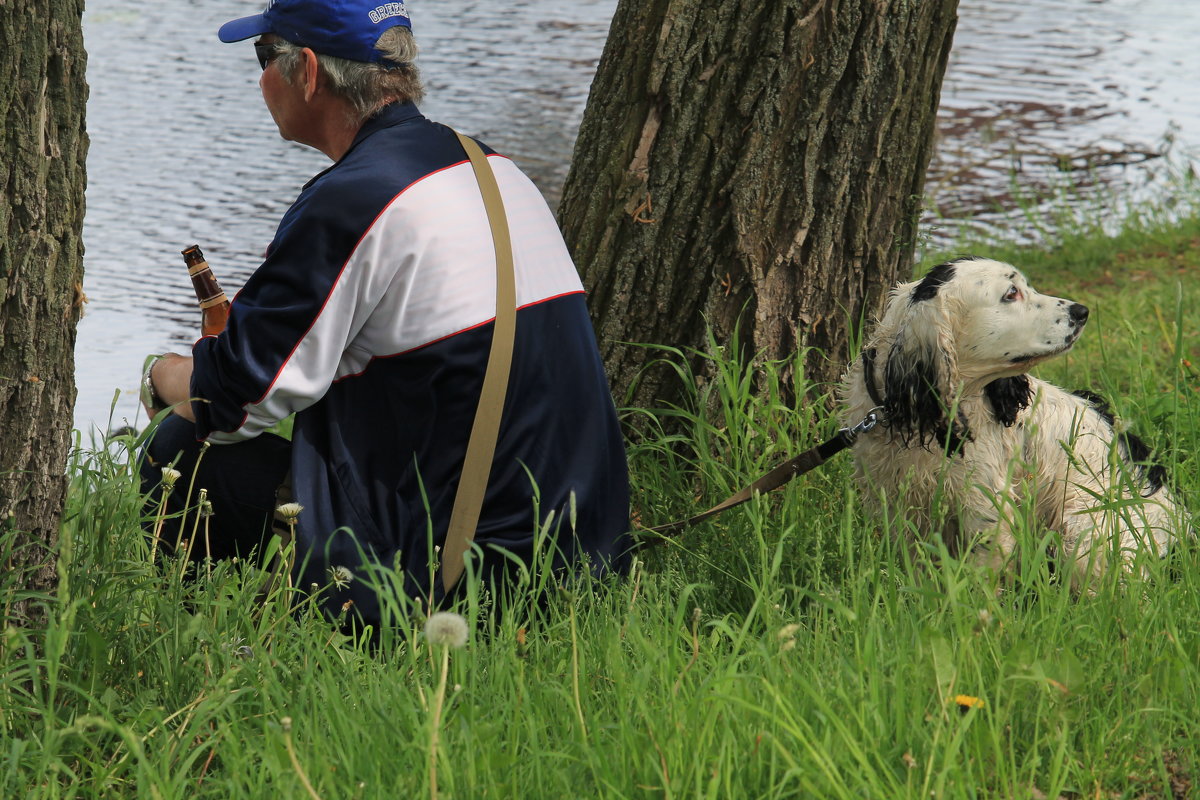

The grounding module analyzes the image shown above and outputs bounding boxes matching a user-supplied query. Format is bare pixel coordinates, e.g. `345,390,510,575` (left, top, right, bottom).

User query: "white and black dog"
839,256,1186,587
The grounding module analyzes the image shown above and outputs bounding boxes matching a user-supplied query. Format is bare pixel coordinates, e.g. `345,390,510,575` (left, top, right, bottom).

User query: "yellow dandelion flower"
954,694,985,711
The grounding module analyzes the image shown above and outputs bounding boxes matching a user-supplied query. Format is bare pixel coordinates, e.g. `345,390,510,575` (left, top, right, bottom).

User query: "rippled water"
75,0,1199,432
930,0,1200,241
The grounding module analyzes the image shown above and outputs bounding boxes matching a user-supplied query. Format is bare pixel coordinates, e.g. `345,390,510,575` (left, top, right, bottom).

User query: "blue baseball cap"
218,0,412,64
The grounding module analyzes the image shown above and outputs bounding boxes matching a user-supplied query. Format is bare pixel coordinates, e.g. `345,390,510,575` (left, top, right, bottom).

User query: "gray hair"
272,26,424,125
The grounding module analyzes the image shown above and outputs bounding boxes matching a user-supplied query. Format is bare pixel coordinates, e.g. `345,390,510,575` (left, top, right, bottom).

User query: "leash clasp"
841,406,883,443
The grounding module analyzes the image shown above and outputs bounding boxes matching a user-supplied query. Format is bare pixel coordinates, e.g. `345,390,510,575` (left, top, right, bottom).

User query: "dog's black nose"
1068,303,1089,325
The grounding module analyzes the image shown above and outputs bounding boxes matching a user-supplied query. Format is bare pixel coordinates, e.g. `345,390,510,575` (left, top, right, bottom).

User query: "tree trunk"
559,0,958,409
0,0,89,625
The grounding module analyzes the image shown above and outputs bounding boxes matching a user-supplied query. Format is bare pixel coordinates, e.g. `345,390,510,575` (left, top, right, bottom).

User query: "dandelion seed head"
275,502,304,525
197,488,214,518
424,611,469,648
221,637,253,659
776,623,801,640
328,565,353,590
161,467,181,488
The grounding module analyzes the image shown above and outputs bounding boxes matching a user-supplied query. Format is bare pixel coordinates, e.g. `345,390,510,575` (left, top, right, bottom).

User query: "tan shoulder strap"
441,131,517,592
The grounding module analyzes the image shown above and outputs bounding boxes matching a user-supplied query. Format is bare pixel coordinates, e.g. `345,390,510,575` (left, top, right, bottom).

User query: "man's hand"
145,353,197,422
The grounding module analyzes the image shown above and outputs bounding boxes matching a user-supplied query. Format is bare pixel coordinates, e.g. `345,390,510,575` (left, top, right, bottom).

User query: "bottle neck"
188,260,227,307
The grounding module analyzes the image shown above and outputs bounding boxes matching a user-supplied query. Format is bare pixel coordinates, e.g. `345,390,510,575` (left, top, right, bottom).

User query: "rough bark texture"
559,0,958,409
0,0,89,625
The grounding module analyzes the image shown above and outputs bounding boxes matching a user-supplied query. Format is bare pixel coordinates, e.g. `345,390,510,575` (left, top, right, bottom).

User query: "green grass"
3,203,1199,798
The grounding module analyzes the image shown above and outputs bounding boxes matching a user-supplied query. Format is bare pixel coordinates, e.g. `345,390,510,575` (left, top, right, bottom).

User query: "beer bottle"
181,244,231,336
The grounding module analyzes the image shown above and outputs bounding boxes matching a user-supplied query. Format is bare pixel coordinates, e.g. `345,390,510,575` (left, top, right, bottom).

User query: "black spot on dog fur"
911,262,958,303
1073,390,1169,496
984,376,1032,427
882,338,971,455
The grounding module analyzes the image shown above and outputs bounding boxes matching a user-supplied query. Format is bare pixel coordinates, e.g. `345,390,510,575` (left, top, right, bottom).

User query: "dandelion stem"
422,611,468,800
173,442,210,553
672,607,702,697
149,486,169,563
569,602,589,743
281,719,323,800
275,520,297,592
620,557,642,640
203,513,212,582
179,488,207,580
429,644,450,800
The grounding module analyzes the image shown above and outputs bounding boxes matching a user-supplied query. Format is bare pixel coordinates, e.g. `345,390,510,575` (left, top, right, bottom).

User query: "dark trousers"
140,414,291,562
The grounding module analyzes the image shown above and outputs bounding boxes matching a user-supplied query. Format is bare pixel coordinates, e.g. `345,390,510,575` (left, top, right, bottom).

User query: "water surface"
75,0,1199,432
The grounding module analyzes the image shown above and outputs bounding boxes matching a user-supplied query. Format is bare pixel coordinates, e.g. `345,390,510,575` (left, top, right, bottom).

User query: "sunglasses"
254,41,282,71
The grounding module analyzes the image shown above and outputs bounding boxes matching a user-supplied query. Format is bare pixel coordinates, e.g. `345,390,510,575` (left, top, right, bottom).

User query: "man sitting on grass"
140,0,631,623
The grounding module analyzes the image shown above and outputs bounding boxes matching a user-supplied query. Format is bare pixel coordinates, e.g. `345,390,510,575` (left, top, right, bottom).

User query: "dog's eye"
1002,286,1022,303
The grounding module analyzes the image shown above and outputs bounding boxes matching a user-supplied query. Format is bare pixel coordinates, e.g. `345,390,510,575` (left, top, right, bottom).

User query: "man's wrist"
141,354,167,413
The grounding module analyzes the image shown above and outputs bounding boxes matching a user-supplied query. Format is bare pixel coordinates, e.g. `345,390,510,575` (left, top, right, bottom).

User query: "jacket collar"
304,101,423,188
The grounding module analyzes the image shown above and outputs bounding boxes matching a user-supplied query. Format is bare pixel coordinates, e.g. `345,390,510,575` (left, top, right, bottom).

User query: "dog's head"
867,256,1089,447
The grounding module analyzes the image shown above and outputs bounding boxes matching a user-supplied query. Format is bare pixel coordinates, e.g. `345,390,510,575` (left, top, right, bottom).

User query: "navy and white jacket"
190,102,631,618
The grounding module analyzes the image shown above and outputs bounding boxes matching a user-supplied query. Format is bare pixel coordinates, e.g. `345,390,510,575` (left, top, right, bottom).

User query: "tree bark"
0,0,89,624
559,0,958,409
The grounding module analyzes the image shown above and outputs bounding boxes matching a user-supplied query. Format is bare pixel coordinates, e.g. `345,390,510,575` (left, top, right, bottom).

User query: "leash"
635,408,883,542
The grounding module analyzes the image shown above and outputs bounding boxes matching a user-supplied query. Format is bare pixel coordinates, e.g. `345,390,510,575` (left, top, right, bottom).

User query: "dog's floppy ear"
984,376,1032,427
878,262,968,451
